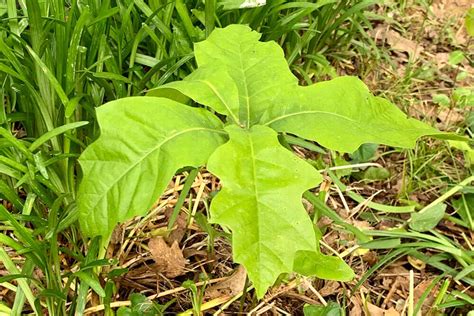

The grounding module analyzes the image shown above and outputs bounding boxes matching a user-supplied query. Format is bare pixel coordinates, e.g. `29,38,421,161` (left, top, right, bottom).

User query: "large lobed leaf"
260,77,447,153
207,125,323,297
154,24,297,127
78,97,226,237
155,25,452,153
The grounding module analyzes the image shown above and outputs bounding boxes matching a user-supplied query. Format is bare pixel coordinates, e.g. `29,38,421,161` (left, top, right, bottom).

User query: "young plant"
78,25,451,297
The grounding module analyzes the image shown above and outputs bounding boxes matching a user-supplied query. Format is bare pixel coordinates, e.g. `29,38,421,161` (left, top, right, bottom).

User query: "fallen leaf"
372,26,424,59
365,303,400,316
385,307,400,316
319,281,340,297
437,108,465,126
385,30,424,59
148,236,186,278
350,297,363,316
432,0,473,17
165,209,188,244
435,53,450,69
365,302,385,316
204,265,247,300
362,251,378,266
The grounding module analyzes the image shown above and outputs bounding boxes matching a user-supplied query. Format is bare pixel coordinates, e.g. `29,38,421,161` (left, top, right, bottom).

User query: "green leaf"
359,167,391,181
449,140,474,166
207,125,322,297
303,302,343,316
350,143,378,163
218,0,266,10
293,251,354,281
78,97,226,238
161,25,446,153
360,238,401,249
409,203,446,232
194,25,298,126
151,66,241,124
261,78,446,153
432,94,451,107
29,121,89,152
448,50,465,66
74,271,106,298
117,293,165,316
452,194,474,230
333,155,352,178
465,8,474,37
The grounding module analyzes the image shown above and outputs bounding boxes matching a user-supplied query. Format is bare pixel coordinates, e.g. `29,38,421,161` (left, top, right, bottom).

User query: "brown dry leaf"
362,251,378,266
437,108,465,126
432,0,474,17
385,307,400,316
372,26,424,59
365,303,400,316
365,303,385,316
319,281,340,297
148,236,186,278
385,30,424,59
165,209,188,244
351,219,372,230
350,297,363,316
204,265,247,300
435,53,450,69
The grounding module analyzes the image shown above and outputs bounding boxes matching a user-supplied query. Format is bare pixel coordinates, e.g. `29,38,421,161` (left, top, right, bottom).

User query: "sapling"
78,25,452,297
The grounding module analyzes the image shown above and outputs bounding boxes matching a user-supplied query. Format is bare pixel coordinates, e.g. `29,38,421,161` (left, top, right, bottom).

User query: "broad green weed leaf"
350,143,378,163
465,8,474,37
150,66,241,124
432,94,451,107
303,302,343,316
78,97,226,237
448,50,465,66
409,203,446,232
261,77,446,153
207,125,322,297
78,25,455,298
194,25,297,126
293,251,354,281
359,167,391,182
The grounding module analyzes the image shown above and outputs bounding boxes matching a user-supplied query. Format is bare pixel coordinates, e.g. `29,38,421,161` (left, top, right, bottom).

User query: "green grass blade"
0,248,37,314
25,45,70,108
29,121,89,152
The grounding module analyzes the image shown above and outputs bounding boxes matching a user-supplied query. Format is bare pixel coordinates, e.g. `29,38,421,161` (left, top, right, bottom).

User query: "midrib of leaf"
237,42,251,127
263,110,437,133
248,131,263,275
81,127,226,209
263,110,357,126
